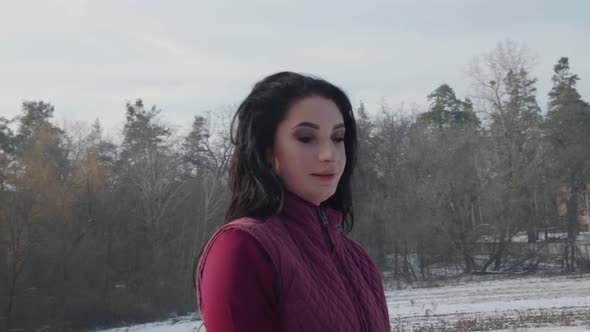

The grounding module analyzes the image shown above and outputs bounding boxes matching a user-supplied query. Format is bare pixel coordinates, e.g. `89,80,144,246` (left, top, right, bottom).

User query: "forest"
1,41,589,331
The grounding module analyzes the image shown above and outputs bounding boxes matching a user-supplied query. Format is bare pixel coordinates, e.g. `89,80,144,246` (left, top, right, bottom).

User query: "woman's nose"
318,140,336,162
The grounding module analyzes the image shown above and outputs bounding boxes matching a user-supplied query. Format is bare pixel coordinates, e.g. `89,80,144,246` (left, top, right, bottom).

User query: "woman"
194,72,390,331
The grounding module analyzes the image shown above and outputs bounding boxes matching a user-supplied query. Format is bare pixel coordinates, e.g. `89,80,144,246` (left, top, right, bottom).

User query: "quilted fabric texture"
197,191,391,331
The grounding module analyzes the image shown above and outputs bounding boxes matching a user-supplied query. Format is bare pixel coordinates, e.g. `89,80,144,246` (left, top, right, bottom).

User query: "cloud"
0,1,588,132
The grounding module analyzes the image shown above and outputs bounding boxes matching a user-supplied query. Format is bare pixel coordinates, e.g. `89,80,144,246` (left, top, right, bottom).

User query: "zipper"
318,207,334,254
320,207,369,331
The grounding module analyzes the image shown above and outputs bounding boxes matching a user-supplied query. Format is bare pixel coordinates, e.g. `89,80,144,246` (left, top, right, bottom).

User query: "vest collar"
281,190,343,230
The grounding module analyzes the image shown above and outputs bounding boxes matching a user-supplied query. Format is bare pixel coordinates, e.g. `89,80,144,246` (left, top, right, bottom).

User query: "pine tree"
419,84,479,128
183,115,215,175
121,99,171,158
544,57,590,271
352,101,386,267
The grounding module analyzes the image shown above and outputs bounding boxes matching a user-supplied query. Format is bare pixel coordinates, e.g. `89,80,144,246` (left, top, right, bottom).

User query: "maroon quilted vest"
197,192,391,331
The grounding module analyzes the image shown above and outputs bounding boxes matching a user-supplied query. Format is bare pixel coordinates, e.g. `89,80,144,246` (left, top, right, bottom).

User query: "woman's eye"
297,136,344,143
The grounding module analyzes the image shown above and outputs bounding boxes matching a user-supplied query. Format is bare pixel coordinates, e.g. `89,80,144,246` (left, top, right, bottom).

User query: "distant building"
557,184,590,232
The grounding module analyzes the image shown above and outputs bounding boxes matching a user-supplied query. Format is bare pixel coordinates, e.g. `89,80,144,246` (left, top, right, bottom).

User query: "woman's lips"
311,173,336,180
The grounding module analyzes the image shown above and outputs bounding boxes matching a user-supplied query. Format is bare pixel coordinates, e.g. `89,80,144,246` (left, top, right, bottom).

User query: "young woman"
194,72,390,331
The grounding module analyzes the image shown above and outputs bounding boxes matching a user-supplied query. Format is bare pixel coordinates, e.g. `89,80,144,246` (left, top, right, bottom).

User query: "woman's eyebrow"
293,122,319,129
292,122,345,130
333,123,345,130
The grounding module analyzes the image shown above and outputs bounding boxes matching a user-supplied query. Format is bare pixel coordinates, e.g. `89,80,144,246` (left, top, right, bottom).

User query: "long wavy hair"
192,71,358,307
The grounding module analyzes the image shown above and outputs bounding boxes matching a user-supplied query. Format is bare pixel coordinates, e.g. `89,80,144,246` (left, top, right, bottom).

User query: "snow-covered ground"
388,274,590,331
95,274,590,332
480,232,569,243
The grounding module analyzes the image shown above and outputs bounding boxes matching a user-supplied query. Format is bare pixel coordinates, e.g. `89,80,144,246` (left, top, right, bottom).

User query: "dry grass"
391,307,590,331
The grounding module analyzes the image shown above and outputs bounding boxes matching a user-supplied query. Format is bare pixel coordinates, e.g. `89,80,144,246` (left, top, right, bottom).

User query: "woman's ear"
266,147,279,175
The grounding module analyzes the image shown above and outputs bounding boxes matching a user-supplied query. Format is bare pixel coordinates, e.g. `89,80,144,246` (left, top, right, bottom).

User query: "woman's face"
267,96,346,206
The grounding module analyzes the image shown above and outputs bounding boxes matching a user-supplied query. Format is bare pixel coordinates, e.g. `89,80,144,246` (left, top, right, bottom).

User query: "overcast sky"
1,0,589,135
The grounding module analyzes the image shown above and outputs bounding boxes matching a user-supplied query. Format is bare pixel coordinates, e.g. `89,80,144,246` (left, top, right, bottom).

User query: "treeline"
352,43,590,280
0,99,233,330
1,41,589,330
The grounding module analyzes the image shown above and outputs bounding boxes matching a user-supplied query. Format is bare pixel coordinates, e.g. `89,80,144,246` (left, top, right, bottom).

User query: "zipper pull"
320,207,334,253
320,207,329,227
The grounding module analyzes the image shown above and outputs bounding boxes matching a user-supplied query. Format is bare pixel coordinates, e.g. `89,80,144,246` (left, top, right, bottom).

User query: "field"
96,274,590,332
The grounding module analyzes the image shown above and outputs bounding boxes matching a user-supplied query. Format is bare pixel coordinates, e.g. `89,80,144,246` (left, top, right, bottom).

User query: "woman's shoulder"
220,215,288,238
198,228,275,292
197,228,279,323
204,215,290,263
222,216,283,231
206,228,271,263
225,216,265,228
